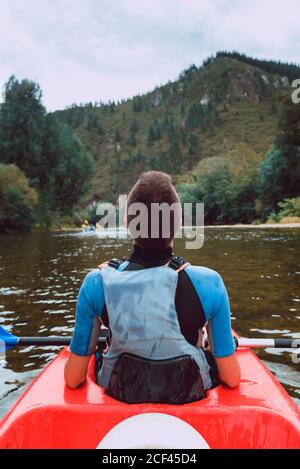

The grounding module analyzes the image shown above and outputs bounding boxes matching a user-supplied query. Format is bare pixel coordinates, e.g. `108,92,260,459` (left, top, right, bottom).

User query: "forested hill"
53,52,300,223
0,52,299,231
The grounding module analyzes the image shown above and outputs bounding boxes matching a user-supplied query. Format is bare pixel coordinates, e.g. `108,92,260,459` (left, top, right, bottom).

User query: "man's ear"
123,215,128,228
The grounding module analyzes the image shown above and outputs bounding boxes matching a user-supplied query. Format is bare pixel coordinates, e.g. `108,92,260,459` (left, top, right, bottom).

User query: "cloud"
0,0,299,110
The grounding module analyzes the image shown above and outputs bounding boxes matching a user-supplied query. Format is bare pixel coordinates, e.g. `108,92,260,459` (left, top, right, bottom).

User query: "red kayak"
0,344,299,449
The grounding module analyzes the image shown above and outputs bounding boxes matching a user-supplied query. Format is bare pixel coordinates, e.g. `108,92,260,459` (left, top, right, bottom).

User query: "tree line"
214,51,300,82
0,76,94,232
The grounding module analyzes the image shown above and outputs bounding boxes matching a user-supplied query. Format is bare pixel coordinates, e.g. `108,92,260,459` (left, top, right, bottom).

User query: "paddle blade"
0,326,19,350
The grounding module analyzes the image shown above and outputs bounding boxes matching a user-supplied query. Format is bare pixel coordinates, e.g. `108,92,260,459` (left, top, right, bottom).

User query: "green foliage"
0,163,37,205
185,103,205,130
0,187,36,232
259,98,300,214
129,119,138,133
180,101,185,115
179,64,198,82
0,164,37,232
153,118,161,140
132,96,142,112
0,76,95,228
259,147,286,209
266,211,281,223
115,129,121,143
87,203,99,225
188,133,199,154
84,113,103,133
266,198,300,224
216,51,300,82
177,182,200,205
277,198,300,218
178,144,260,224
126,119,138,146
147,119,162,147
147,126,155,147
0,76,45,177
127,129,137,146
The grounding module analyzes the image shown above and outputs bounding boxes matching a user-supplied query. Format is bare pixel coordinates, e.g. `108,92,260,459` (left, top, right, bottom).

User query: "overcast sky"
0,0,299,111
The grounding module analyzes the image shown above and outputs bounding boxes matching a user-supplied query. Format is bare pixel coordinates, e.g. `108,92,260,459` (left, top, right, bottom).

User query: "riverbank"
205,223,300,229
52,222,300,232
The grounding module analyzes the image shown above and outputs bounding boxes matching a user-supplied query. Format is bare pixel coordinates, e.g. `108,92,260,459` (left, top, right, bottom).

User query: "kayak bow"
0,335,299,449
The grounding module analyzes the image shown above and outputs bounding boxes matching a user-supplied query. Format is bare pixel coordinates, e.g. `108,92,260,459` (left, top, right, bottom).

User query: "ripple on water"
0,287,28,296
44,309,68,315
33,299,66,305
250,328,291,335
262,360,300,408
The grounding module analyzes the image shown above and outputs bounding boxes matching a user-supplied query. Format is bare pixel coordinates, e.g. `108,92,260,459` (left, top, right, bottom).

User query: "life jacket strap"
98,258,126,270
166,255,190,273
99,256,190,273
108,257,127,269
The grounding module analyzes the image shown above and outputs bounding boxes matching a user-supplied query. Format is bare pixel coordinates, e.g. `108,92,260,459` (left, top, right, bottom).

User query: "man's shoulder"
184,264,223,287
81,268,104,293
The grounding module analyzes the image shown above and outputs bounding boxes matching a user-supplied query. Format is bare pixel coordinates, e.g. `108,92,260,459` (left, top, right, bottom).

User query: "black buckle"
168,256,187,271
108,257,126,269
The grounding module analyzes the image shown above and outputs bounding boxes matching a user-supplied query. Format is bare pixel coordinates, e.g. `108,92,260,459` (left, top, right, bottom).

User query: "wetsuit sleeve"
207,274,236,358
70,269,105,356
185,266,235,358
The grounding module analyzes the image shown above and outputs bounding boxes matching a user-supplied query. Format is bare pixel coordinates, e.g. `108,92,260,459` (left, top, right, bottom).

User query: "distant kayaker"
65,171,240,402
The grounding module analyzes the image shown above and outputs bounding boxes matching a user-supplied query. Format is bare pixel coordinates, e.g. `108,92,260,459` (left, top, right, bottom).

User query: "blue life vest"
98,260,212,393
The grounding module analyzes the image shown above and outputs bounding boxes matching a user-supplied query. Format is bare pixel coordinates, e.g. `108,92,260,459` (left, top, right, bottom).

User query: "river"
0,228,299,417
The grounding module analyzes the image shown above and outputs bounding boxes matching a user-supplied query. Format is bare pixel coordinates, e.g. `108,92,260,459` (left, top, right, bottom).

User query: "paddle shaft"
202,336,300,349
1,324,298,349
17,336,107,346
13,329,109,347
15,335,300,349
237,338,300,349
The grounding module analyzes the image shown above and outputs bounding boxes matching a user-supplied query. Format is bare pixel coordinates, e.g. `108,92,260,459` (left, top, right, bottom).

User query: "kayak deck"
0,346,299,448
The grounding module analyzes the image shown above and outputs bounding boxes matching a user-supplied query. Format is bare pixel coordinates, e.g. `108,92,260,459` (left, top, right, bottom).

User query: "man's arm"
207,273,240,388
64,270,105,389
215,355,240,388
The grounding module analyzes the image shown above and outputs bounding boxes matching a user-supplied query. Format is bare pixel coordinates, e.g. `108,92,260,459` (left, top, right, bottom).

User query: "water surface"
0,228,299,417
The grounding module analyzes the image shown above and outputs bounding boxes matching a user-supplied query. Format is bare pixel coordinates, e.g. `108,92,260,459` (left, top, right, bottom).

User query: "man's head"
127,171,182,251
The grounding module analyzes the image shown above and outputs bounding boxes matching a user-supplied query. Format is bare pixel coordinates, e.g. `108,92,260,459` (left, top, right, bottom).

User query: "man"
65,171,240,403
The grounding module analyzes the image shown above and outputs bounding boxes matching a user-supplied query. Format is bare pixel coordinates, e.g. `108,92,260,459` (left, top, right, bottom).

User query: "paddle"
0,325,299,351
0,326,109,350
234,337,300,349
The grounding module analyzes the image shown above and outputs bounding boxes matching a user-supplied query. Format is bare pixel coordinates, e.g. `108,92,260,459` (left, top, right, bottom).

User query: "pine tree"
180,100,185,116
127,129,136,146
147,126,155,147
153,118,161,140
188,133,199,158
136,148,144,163
115,129,121,143
129,119,138,133
132,96,142,112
